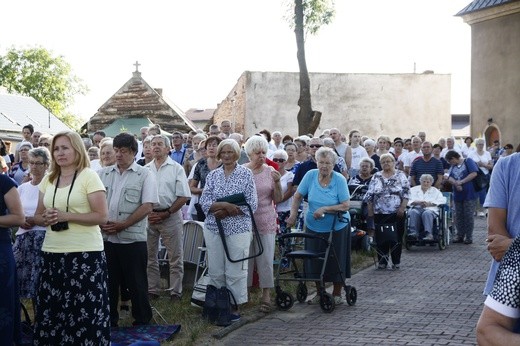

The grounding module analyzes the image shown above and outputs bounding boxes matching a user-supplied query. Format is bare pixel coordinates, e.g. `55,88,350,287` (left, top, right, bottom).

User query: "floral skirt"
33,251,110,345
12,230,46,298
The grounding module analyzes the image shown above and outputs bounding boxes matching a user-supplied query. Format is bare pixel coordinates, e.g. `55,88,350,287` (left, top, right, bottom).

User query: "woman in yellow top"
33,131,109,345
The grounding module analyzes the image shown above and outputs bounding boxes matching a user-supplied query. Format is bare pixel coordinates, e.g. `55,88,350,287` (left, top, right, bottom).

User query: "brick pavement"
208,217,490,345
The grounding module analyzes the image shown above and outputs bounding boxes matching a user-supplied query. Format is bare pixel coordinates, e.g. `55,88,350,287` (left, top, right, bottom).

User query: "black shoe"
464,239,473,244
407,233,418,240
148,293,160,300
452,237,464,243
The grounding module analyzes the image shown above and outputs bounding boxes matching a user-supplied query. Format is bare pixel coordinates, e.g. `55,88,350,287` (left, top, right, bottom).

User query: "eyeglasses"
309,144,322,149
29,161,46,166
272,158,286,163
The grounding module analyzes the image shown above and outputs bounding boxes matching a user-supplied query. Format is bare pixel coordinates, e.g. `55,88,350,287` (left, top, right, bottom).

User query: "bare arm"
487,208,512,261
286,191,304,227
434,173,443,189
189,179,203,195
278,182,295,204
344,146,352,170
477,306,520,346
0,187,25,227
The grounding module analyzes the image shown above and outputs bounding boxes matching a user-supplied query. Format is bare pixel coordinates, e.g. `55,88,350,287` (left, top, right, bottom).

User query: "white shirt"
403,150,422,168
407,185,447,214
146,156,191,210
469,150,493,175
275,171,294,212
350,145,369,170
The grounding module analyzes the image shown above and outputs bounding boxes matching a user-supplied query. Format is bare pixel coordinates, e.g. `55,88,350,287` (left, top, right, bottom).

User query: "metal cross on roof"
134,61,141,72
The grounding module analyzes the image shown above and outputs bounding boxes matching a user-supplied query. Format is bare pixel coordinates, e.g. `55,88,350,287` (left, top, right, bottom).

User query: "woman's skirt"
304,225,351,282
13,229,46,298
33,251,110,346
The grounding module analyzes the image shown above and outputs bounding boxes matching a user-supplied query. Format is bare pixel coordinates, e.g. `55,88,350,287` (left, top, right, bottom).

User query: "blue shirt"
297,169,350,232
483,153,520,294
170,147,186,165
448,157,479,202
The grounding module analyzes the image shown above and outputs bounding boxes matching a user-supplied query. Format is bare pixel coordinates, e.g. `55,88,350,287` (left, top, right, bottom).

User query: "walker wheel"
296,282,308,303
320,292,335,313
276,291,294,311
345,286,357,306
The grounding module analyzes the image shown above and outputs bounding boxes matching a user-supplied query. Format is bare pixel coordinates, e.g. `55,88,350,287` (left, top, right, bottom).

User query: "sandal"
259,302,272,313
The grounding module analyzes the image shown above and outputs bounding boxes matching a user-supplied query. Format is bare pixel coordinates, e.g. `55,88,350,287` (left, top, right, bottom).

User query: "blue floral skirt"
33,251,110,345
12,229,46,298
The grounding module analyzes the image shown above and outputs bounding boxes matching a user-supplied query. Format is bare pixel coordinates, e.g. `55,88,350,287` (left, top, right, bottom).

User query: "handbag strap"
215,201,264,263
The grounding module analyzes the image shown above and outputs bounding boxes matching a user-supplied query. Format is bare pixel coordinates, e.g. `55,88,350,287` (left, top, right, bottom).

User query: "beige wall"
214,71,451,141
468,11,520,146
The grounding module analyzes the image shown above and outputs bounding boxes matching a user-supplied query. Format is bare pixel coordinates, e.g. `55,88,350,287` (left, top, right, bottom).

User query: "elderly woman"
283,142,300,173
12,147,51,315
200,139,258,322
286,147,350,305
469,138,493,217
446,150,479,244
364,139,380,172
100,139,116,168
294,137,309,162
407,174,447,241
33,131,109,344
272,149,295,240
190,136,222,221
349,157,375,186
10,142,32,185
364,153,410,270
244,136,282,313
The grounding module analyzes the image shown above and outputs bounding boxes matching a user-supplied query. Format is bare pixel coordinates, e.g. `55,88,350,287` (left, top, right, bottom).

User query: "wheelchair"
404,203,449,251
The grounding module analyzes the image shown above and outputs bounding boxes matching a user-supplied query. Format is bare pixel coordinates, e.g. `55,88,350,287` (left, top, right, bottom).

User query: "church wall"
214,71,451,141
469,11,520,146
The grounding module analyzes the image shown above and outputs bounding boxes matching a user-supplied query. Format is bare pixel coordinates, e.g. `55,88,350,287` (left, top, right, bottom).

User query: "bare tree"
291,0,335,135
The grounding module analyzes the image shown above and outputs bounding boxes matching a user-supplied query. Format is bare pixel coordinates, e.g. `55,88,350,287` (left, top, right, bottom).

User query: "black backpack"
202,285,237,326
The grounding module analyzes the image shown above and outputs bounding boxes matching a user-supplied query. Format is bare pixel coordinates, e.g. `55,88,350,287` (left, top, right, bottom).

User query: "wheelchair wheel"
296,282,308,303
438,233,446,250
319,292,335,313
345,285,357,306
405,237,412,250
275,291,294,311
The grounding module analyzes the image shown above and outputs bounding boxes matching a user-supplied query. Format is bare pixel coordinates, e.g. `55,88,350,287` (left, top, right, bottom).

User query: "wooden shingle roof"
86,69,196,135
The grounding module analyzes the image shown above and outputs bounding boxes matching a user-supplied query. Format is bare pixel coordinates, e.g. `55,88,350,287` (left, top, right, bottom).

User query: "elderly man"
99,133,158,326
409,141,444,189
407,174,446,241
146,134,191,301
219,120,232,138
403,136,422,176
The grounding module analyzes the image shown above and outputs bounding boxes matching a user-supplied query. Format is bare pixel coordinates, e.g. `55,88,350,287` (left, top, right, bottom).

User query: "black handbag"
214,193,264,263
464,160,487,192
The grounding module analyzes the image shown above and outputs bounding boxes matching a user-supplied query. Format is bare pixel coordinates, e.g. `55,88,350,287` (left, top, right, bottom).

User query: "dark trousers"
374,213,405,265
105,241,152,325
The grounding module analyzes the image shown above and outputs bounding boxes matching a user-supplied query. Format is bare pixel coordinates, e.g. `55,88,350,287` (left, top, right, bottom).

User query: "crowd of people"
0,120,518,343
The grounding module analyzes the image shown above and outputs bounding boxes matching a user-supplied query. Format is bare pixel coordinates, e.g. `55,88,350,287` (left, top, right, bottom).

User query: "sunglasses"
309,144,322,149
272,158,286,163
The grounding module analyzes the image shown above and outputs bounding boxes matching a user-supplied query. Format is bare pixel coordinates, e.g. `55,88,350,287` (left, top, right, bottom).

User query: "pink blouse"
251,165,278,235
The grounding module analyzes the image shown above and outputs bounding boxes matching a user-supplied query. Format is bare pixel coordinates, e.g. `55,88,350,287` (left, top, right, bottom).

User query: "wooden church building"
83,63,196,136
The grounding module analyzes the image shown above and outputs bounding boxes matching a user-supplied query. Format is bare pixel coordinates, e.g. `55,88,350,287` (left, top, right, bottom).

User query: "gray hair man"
146,134,191,301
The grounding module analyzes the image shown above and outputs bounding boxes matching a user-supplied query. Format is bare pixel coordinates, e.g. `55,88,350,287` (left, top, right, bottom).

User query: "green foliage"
0,46,88,129
285,0,335,37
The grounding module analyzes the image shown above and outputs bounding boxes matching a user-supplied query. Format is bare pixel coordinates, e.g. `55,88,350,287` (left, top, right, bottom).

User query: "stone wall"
213,71,451,141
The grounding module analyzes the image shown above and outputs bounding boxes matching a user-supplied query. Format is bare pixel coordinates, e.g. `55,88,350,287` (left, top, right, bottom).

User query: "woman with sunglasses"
12,147,51,316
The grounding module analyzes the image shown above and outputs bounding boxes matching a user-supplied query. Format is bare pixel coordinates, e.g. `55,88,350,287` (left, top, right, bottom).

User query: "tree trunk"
294,0,321,136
